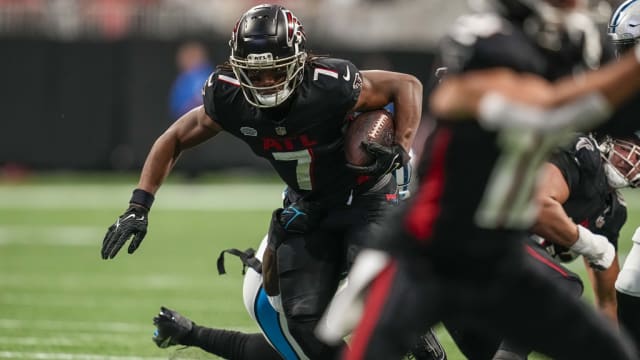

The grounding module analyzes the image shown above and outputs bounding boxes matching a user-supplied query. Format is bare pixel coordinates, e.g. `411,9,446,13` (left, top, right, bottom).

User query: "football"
344,109,395,166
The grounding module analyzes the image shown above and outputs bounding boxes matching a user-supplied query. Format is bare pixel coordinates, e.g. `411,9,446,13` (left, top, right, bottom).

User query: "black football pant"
345,246,637,360
276,180,398,358
445,240,585,359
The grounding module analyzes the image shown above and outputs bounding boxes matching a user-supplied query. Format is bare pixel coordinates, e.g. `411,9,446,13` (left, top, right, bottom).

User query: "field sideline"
2,176,640,359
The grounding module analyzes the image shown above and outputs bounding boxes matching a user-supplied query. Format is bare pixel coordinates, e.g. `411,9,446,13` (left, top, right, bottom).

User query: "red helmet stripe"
286,11,294,43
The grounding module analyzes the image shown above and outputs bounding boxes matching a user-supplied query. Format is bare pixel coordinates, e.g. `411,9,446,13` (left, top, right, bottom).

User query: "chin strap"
216,248,262,275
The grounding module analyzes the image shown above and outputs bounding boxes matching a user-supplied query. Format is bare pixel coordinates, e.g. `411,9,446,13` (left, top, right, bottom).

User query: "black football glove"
347,141,410,177
101,205,149,259
152,306,194,348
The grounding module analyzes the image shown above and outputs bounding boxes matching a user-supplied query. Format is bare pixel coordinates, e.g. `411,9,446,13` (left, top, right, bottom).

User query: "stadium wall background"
0,37,434,173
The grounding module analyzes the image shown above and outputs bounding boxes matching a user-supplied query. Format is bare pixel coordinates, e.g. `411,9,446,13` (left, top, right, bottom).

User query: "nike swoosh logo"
343,66,350,81
115,213,144,231
630,23,640,27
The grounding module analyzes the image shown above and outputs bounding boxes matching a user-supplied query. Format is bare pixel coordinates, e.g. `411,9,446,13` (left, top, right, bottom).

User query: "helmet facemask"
230,51,306,108
599,137,640,188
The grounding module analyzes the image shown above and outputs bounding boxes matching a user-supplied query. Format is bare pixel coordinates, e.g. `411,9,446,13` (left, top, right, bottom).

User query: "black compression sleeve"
182,324,283,360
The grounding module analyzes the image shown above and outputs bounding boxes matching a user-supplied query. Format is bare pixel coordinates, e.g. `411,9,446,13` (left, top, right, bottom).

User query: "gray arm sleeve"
477,92,612,132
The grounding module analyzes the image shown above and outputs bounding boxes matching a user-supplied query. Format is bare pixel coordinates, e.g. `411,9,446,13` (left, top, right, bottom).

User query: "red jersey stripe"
345,261,398,360
404,128,452,242
525,245,570,277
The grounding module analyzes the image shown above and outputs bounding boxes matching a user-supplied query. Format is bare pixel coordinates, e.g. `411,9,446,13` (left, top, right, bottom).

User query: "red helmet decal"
286,11,294,44
231,19,240,49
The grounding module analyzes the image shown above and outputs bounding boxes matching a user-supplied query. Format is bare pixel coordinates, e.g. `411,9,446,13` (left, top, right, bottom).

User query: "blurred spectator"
169,41,214,178
169,40,213,119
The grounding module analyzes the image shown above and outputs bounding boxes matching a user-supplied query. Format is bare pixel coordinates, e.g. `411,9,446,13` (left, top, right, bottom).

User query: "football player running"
336,0,640,359
100,4,422,359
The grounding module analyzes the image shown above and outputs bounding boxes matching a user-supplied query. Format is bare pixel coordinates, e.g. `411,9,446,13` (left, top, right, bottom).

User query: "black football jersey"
419,14,574,232
202,57,363,204
392,13,612,262
548,135,626,250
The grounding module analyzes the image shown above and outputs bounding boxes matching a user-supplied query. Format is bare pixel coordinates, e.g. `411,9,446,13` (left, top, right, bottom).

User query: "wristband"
570,224,603,255
130,188,155,210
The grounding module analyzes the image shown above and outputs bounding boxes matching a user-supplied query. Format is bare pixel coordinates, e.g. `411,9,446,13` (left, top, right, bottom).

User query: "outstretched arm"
101,105,222,259
531,163,576,247
137,105,222,195
533,163,615,270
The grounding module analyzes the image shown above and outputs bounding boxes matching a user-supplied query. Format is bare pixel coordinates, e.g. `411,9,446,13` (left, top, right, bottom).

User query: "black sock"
618,291,640,350
182,324,282,360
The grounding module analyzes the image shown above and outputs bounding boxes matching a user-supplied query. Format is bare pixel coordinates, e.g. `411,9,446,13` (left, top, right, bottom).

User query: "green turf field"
1,174,639,359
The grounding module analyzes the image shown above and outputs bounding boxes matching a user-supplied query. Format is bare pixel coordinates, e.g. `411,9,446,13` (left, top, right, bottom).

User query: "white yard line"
0,184,283,210
0,226,102,246
0,273,210,290
0,319,256,334
0,352,172,360
0,336,73,346
0,319,147,333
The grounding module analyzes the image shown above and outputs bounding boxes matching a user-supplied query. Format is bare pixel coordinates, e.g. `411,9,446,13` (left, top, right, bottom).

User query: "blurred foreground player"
336,0,640,359
447,132,636,359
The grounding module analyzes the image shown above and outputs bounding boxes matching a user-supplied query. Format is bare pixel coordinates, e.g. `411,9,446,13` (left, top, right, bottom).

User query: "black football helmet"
229,4,307,108
608,0,640,57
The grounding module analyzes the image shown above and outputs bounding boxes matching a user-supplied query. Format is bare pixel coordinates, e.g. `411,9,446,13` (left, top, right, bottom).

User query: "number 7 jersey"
202,57,363,203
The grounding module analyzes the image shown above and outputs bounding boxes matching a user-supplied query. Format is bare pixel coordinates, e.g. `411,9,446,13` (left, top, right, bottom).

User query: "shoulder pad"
308,57,362,90
572,136,602,175
305,57,362,109
202,69,241,120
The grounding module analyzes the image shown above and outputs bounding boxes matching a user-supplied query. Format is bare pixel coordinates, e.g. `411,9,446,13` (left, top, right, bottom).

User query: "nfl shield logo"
275,126,287,136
